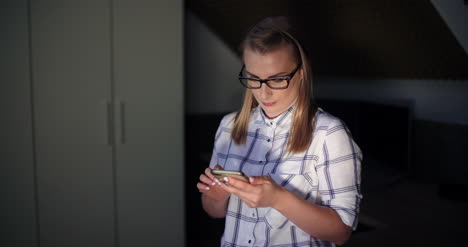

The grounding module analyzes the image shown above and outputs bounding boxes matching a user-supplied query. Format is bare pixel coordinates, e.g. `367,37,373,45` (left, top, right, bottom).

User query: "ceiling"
187,0,468,79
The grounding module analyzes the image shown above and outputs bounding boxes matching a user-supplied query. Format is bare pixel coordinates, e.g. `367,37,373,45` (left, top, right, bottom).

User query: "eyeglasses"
238,63,302,89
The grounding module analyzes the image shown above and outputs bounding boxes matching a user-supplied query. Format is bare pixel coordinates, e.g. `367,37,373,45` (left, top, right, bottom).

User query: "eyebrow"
244,69,290,78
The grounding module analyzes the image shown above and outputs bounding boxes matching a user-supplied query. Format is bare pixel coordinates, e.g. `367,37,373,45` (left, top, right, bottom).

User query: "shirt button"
248,240,252,244
267,139,271,142
252,213,256,217
258,160,263,164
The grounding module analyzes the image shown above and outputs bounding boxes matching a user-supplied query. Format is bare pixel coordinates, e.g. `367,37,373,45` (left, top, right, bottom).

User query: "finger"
219,181,243,195
220,177,257,197
224,176,252,190
199,174,217,185
197,182,211,191
248,176,271,185
219,182,255,204
206,166,223,184
205,168,216,181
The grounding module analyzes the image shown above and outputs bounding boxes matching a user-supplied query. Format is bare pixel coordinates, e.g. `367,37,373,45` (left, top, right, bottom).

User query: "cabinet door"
0,1,38,246
113,0,184,246
31,1,115,246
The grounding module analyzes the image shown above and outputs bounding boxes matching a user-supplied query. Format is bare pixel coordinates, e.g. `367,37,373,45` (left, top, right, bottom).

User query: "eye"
270,77,288,83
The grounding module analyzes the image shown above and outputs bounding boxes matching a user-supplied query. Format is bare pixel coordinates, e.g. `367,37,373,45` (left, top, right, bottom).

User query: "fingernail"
249,177,255,183
223,177,229,182
214,178,220,184
211,181,216,186
205,186,210,190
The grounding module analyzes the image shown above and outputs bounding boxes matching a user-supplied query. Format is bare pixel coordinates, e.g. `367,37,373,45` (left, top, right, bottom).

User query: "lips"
262,102,276,107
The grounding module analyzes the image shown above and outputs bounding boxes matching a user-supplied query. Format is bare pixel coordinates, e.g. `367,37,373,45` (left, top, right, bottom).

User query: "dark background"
185,0,468,246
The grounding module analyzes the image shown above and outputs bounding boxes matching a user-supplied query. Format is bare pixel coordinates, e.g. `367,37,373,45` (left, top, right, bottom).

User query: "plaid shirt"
209,106,362,247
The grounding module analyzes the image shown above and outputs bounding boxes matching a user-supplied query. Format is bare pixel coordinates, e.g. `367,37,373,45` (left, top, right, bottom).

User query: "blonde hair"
232,16,317,154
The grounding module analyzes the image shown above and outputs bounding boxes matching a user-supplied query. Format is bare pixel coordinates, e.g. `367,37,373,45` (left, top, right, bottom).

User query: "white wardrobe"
0,0,184,246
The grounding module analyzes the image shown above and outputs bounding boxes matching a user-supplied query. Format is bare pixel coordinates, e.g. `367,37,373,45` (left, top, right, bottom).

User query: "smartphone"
212,169,249,182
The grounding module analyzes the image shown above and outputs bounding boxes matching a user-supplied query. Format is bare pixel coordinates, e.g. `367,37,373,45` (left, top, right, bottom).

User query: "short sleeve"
317,119,363,230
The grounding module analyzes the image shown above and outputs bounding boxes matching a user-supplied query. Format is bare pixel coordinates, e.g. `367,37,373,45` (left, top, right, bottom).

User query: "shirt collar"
253,104,295,128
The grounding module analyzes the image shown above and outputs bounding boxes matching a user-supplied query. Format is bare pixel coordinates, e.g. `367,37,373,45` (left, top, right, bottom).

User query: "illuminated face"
243,45,302,119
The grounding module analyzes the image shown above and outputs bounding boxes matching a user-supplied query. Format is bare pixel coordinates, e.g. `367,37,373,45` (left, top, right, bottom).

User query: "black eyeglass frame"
238,62,302,89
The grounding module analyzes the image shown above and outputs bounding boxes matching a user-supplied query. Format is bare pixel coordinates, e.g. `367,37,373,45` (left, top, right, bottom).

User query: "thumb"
248,176,270,185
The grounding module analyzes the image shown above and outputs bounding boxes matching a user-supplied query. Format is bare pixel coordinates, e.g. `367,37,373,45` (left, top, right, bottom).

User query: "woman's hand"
197,165,230,202
220,176,352,244
220,176,286,209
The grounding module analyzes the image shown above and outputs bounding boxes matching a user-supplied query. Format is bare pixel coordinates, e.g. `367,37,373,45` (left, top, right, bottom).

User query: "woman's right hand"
197,164,230,201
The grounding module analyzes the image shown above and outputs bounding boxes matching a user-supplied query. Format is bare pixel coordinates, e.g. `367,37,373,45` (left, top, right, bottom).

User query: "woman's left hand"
220,176,286,208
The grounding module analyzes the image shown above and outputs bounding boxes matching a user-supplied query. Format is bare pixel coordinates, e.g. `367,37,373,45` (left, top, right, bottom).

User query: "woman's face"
243,44,302,119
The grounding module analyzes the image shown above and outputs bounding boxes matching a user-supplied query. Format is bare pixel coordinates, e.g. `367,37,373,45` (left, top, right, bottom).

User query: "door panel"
31,1,115,246
0,1,37,246
113,0,184,246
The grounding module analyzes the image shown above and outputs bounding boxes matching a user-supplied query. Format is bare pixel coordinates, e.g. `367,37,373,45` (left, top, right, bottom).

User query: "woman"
197,16,362,246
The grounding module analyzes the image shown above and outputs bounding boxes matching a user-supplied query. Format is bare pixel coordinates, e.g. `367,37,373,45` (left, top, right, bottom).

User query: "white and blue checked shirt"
209,106,362,247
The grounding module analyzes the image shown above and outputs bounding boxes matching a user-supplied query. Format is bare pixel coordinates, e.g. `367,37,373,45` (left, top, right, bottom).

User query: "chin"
264,110,281,118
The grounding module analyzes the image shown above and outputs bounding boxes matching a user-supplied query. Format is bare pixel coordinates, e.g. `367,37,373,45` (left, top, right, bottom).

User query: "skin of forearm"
273,188,352,245
201,193,229,218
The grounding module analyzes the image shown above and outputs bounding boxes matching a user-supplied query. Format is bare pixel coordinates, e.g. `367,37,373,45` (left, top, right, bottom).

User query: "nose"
258,83,272,99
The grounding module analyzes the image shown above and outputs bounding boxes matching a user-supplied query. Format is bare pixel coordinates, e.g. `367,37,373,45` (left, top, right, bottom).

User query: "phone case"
212,169,249,182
